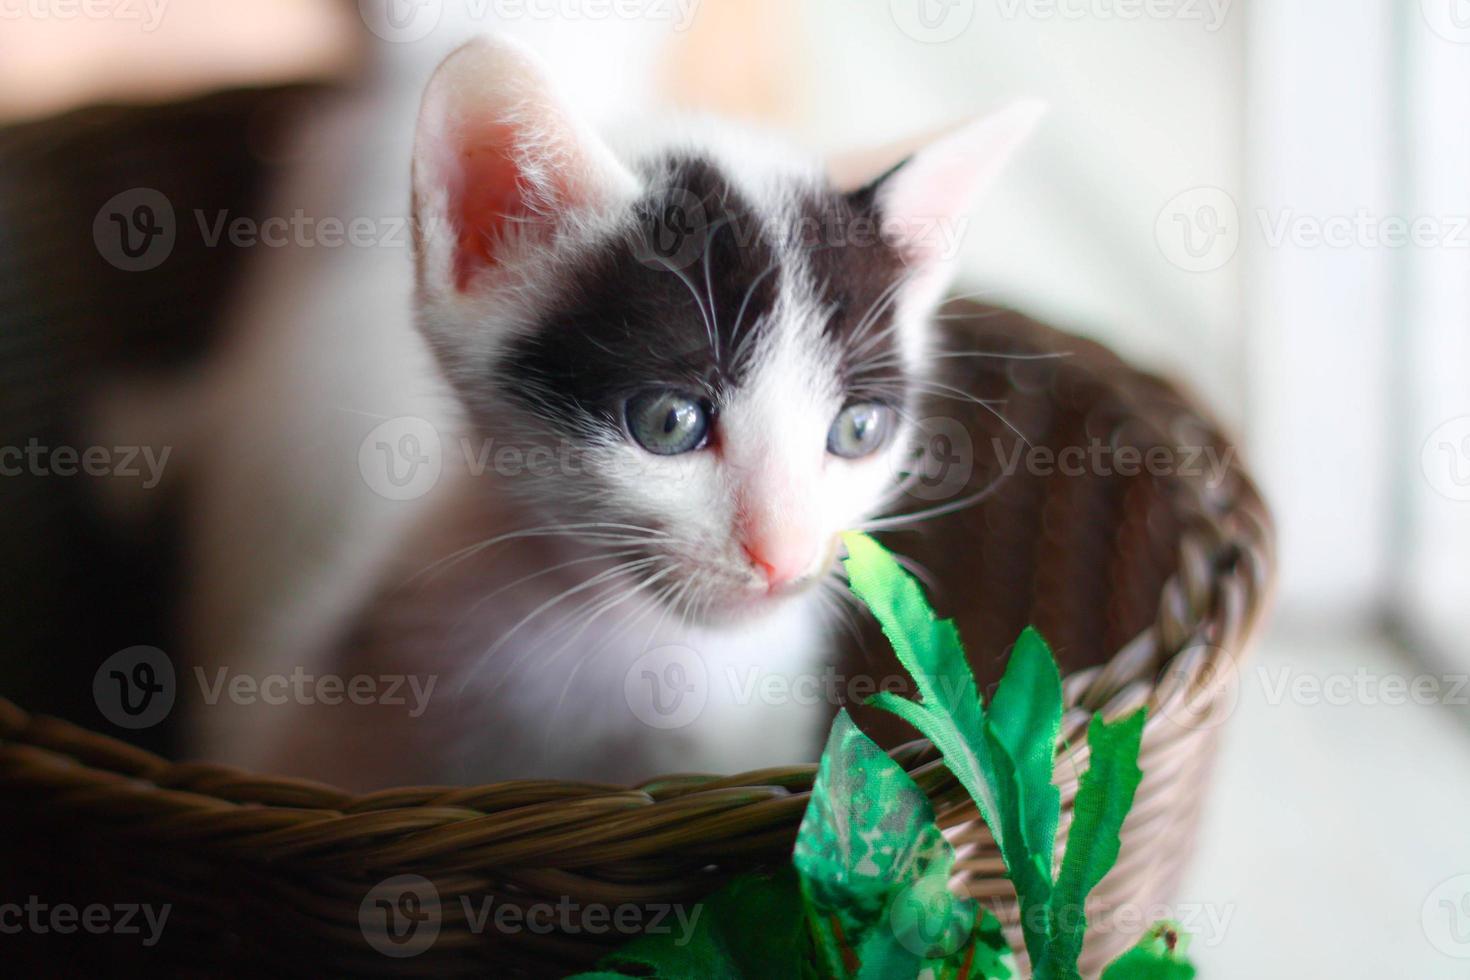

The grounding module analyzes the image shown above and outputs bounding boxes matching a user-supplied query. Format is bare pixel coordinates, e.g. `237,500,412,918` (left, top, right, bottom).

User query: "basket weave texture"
0,301,1272,977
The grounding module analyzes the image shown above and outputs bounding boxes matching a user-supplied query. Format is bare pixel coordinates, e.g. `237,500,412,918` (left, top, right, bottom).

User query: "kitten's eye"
625,390,711,455
827,402,894,459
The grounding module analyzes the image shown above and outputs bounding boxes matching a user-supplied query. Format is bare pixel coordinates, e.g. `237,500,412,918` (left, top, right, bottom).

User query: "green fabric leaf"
988,627,1065,867
835,534,1155,980
852,918,925,980
840,531,1005,852
984,627,1064,970
795,709,976,977
564,869,810,980
965,908,1017,980
983,723,1054,972
1043,710,1147,973
1100,921,1196,980
864,878,1017,980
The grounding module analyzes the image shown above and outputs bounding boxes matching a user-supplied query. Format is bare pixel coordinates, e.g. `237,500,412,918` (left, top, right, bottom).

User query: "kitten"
186,36,1039,788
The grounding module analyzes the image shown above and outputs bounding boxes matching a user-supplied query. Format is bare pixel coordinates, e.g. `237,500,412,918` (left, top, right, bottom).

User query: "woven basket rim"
0,308,1276,975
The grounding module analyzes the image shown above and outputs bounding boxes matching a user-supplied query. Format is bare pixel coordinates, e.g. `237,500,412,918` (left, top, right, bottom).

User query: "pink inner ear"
883,154,974,267
449,124,528,292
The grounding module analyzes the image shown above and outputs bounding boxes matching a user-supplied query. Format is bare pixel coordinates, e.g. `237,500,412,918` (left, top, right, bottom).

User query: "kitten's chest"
453,593,834,784
355,498,836,784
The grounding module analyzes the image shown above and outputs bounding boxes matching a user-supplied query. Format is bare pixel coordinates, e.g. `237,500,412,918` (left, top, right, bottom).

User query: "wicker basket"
0,289,1273,976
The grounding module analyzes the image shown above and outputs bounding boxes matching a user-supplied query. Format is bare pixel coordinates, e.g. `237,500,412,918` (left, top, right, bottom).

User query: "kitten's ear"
411,36,637,296
834,101,1045,272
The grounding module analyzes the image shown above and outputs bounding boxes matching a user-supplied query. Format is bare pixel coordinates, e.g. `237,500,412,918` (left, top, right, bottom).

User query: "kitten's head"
411,36,1038,623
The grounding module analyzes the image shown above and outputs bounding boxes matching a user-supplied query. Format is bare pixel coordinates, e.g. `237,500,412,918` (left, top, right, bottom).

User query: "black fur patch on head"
496,153,914,438
794,184,913,403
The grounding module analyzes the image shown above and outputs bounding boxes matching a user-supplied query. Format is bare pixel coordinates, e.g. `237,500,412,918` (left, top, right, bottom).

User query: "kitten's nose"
742,538,815,591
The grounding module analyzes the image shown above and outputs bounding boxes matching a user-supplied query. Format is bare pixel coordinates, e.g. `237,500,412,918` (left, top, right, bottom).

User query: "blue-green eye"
626,390,711,455
828,402,893,458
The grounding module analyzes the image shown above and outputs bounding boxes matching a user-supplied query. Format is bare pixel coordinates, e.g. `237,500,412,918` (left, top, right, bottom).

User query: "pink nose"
743,538,815,589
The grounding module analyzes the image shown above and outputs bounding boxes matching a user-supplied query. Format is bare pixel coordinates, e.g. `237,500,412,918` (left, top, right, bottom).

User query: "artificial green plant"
569,533,1197,980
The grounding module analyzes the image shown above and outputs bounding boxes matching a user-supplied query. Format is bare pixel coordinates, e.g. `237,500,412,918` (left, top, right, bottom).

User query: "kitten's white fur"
178,36,1039,789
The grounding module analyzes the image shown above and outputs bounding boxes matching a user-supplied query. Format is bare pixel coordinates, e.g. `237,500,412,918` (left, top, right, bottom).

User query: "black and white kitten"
187,36,1039,788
